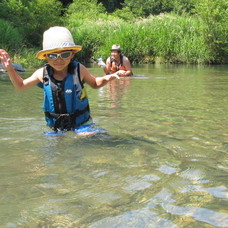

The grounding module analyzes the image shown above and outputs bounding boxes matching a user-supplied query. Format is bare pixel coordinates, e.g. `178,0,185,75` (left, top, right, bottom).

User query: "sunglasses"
46,51,72,60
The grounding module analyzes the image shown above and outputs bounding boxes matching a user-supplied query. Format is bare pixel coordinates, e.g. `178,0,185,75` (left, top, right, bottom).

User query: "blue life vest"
42,60,91,131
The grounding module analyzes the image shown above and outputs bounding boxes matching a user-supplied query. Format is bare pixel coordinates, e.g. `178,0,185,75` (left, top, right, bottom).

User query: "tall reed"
69,13,213,64
12,48,44,70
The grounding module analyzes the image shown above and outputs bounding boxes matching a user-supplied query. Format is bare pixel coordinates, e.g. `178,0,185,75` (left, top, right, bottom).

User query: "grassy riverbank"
3,14,227,68
1,0,227,67
8,14,218,68
70,14,213,64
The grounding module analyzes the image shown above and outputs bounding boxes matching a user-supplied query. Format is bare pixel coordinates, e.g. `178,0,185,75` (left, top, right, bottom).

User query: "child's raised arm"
0,49,41,91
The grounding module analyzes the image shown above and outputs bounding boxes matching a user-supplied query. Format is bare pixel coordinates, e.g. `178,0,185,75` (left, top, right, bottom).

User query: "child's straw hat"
36,26,82,60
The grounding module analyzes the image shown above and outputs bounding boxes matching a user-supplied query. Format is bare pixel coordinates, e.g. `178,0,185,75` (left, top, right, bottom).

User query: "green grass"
0,13,223,67
0,19,24,50
68,13,213,64
0,19,44,69
11,48,45,70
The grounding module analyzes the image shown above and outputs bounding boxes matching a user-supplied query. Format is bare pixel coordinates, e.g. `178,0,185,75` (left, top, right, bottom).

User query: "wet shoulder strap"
120,54,124,66
72,61,84,89
43,64,51,86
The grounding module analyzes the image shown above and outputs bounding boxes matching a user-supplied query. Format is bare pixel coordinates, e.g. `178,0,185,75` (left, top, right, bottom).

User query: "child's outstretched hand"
116,70,127,76
0,49,13,72
105,73,120,81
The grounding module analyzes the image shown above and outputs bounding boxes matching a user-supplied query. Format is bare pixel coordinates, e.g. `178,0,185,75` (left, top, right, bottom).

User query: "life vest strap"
44,105,90,131
110,54,124,72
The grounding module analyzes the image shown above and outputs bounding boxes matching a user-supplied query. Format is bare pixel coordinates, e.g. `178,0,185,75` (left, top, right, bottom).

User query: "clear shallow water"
0,64,227,227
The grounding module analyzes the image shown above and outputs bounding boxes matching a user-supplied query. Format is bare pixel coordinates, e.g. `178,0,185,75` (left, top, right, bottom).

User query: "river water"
0,64,227,227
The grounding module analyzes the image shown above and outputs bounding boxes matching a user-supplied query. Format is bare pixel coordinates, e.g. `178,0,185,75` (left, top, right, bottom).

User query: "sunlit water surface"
0,64,227,227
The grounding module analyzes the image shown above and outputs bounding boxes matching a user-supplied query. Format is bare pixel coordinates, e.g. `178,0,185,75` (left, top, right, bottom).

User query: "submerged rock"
0,63,26,73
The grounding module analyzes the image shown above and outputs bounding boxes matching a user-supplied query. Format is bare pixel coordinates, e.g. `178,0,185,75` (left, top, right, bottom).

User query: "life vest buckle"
54,113,74,131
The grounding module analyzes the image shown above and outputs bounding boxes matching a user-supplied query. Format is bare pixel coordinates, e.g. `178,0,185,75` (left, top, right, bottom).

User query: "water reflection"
98,77,131,108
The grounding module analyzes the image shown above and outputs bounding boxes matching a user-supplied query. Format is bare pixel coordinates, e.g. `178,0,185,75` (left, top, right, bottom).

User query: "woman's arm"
117,56,133,76
0,49,41,91
104,57,112,75
80,64,119,89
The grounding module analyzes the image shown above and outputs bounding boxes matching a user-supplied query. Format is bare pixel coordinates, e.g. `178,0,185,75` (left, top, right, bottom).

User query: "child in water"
0,26,119,134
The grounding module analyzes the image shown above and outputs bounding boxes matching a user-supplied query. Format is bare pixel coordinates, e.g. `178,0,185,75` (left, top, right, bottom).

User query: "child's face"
46,50,73,72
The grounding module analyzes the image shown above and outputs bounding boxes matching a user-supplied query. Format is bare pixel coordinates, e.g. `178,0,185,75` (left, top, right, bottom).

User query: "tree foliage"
194,0,228,62
0,0,63,45
0,19,24,50
122,0,195,17
58,0,73,7
67,0,106,22
98,0,124,13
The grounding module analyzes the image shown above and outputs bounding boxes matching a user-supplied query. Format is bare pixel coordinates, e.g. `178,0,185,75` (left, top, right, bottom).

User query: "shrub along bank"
0,0,227,67
69,14,212,64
